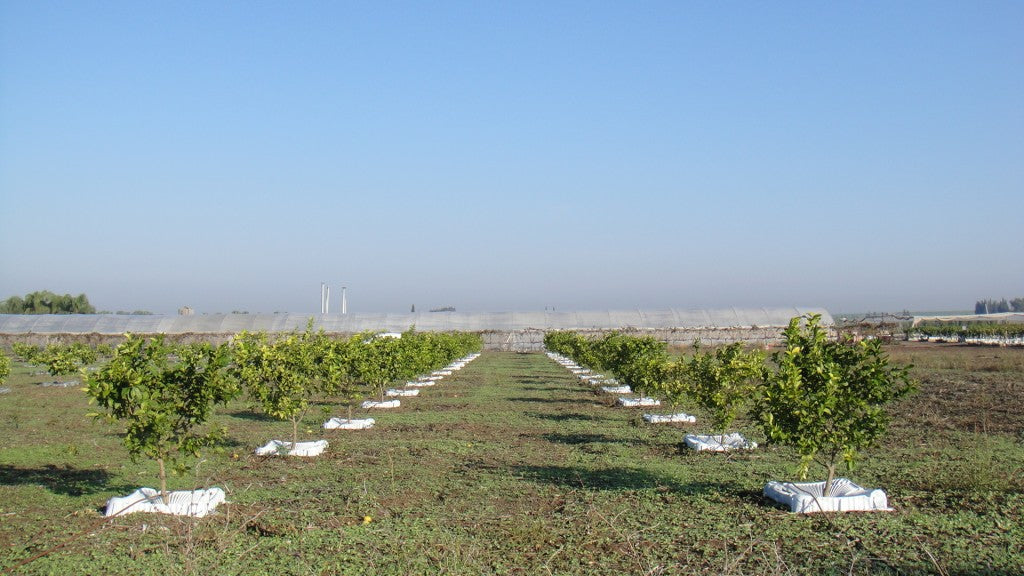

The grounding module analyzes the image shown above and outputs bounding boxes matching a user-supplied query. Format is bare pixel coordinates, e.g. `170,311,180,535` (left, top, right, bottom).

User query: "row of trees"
0,352,9,386
545,315,915,496
9,326,481,503
12,342,103,377
0,291,96,314
910,322,1024,340
975,298,1024,314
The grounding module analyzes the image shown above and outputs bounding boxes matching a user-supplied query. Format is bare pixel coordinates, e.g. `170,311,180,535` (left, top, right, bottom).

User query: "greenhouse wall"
0,307,833,350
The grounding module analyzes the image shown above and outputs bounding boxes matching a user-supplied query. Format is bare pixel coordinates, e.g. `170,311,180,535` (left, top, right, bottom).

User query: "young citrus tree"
680,342,765,442
755,315,914,496
544,331,601,369
11,342,43,365
395,328,437,378
348,332,405,402
595,332,670,397
311,331,362,420
0,350,10,385
232,326,324,449
86,336,237,503
39,343,97,378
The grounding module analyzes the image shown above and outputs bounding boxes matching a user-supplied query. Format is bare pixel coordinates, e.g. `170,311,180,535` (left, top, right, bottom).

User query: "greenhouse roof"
0,307,832,335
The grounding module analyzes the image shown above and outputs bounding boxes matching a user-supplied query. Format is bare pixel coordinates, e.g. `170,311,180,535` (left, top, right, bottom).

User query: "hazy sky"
1,1,1021,315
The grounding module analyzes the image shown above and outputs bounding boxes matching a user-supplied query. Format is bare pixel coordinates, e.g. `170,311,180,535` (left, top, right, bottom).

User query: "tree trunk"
291,416,299,450
158,457,169,505
823,463,836,497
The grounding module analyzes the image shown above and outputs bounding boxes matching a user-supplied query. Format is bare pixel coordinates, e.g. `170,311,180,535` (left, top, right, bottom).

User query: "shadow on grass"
512,376,549,384
505,397,589,405
0,464,121,496
511,464,733,494
227,410,278,422
215,436,246,449
525,411,599,422
540,432,631,446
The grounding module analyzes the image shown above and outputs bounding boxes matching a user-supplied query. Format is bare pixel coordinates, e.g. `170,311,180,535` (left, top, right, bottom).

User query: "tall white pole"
341,286,347,314
325,286,331,314
320,283,325,314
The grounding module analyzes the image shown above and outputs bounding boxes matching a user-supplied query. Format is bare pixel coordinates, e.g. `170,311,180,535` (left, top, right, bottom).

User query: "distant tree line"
0,290,95,314
975,297,1024,314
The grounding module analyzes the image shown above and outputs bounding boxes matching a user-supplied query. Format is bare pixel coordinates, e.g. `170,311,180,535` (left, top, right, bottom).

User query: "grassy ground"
0,344,1022,575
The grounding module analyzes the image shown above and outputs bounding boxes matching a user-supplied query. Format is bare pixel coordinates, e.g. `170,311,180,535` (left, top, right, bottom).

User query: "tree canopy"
975,297,1024,314
0,291,95,314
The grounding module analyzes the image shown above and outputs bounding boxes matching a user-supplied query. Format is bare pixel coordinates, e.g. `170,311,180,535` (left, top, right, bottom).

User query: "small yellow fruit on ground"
362,516,372,524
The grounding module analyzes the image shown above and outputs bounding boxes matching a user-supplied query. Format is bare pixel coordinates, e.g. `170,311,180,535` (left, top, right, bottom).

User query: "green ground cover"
1,345,1022,575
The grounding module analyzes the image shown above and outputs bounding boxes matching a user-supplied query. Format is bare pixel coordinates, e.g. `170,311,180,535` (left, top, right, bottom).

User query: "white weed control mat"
324,417,375,430
407,380,436,388
602,385,632,394
386,388,420,397
105,487,226,518
617,397,660,407
255,439,328,457
763,478,891,513
684,433,756,451
362,399,400,409
643,413,696,424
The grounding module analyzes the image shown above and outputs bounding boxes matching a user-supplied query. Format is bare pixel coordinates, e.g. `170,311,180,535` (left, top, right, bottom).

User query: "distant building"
178,306,194,316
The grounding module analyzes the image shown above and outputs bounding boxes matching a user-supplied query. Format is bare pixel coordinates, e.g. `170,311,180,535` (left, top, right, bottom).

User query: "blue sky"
1,1,1021,314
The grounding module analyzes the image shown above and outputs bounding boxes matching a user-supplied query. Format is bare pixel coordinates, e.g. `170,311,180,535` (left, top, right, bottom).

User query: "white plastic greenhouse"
0,307,833,350
0,307,831,334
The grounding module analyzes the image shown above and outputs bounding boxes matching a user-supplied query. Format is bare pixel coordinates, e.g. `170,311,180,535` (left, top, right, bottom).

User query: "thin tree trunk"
824,463,836,497
292,417,299,451
158,457,169,505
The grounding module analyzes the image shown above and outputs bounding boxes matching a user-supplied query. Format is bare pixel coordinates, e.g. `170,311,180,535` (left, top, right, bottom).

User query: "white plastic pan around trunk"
105,487,226,518
763,478,891,513
361,399,400,409
323,417,375,430
386,388,420,397
254,439,328,457
684,433,756,451
617,397,660,407
643,413,696,424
